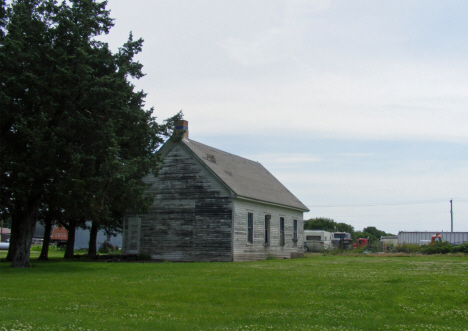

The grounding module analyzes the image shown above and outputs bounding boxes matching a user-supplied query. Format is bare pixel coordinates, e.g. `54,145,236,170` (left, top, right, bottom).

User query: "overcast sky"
100,0,468,234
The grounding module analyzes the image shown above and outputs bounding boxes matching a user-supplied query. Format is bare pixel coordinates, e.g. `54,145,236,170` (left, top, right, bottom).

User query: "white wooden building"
123,121,309,261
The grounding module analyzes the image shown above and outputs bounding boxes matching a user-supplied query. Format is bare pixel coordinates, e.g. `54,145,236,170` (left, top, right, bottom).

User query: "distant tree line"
304,218,394,244
0,0,181,267
353,226,395,244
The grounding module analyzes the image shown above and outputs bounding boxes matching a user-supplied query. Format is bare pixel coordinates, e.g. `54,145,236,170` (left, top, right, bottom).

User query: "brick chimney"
175,120,189,139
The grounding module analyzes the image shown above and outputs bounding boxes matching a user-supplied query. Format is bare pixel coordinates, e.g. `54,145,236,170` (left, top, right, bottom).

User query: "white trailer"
380,236,398,246
304,230,333,252
0,242,9,250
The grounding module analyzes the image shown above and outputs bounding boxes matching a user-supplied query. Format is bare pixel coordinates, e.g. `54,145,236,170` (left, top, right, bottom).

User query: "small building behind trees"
1,228,11,243
123,122,309,261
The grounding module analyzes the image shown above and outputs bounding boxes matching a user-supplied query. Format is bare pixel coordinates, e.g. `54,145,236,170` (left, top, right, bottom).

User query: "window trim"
293,219,298,246
279,217,285,246
264,214,271,246
247,212,253,245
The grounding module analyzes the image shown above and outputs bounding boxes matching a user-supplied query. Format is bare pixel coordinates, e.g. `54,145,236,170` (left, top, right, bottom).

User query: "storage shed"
122,121,309,261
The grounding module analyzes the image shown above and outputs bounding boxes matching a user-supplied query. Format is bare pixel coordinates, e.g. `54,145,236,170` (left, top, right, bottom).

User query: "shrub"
136,253,151,261
420,242,453,255
98,241,116,254
451,242,468,254
393,243,420,254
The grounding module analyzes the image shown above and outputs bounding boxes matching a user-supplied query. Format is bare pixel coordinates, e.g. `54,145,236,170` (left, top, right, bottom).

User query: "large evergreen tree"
0,0,180,267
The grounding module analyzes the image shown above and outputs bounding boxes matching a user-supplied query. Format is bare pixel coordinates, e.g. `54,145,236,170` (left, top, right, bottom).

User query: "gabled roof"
166,138,309,212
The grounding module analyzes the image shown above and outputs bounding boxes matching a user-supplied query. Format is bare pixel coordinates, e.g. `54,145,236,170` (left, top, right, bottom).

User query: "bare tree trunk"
6,225,16,262
38,217,52,261
63,220,76,259
88,220,98,257
7,200,40,268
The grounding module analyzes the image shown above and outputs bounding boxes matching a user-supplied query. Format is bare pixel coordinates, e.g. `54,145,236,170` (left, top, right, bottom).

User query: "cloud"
221,30,295,66
156,56,468,144
272,165,468,233
99,1,468,235
337,153,375,157
220,1,330,66
101,1,468,145
247,153,322,170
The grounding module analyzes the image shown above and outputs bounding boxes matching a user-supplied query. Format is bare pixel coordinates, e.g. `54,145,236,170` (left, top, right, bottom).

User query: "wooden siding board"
122,217,141,254
232,198,304,262
125,144,233,262
124,142,306,262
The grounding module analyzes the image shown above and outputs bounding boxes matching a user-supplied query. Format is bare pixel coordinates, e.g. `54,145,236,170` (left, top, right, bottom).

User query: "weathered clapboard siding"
232,198,304,262
124,144,233,261
122,217,141,254
123,132,309,262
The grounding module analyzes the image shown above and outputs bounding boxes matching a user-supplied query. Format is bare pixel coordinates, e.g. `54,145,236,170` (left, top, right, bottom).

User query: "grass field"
1,252,467,331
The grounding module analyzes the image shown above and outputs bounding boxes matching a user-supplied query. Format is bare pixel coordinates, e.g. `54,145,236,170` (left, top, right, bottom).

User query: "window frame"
293,219,298,246
264,214,271,246
247,212,253,245
279,217,285,246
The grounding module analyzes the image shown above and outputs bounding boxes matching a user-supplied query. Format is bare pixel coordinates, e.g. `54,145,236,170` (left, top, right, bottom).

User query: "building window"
247,212,253,244
280,217,285,246
264,215,271,245
293,219,298,246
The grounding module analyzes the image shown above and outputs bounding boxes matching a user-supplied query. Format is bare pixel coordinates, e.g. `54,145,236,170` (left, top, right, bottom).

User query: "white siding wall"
232,198,304,261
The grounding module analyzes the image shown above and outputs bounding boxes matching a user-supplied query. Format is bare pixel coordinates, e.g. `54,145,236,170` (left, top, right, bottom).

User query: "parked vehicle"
420,233,445,245
380,235,398,246
332,232,353,250
353,238,370,249
304,230,333,252
0,242,9,250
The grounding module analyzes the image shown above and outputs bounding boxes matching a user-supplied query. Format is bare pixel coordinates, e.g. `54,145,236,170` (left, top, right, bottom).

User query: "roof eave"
157,138,177,158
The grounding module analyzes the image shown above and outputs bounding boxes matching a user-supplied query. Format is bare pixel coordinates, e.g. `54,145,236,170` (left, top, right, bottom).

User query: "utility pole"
450,200,453,232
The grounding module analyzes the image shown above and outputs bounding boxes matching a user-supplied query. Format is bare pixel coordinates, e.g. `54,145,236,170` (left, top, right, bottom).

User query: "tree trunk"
6,226,16,262
88,220,98,257
38,217,52,261
7,201,40,268
63,220,76,259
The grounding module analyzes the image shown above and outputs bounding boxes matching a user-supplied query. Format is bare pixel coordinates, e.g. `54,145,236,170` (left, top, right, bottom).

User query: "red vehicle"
420,233,445,245
353,238,370,249
431,233,444,243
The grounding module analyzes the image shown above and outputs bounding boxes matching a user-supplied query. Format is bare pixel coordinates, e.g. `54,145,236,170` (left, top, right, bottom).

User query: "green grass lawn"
1,252,467,331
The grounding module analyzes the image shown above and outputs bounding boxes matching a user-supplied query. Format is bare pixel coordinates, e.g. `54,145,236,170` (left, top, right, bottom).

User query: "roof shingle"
182,139,309,211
